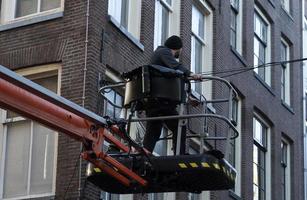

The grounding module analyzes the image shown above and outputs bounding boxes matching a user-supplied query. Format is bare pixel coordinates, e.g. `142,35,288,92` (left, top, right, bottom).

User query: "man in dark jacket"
143,35,201,154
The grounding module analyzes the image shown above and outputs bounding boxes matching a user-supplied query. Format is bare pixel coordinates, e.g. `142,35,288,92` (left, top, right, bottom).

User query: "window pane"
33,76,58,92
231,10,236,30
16,0,38,18
114,94,123,118
254,13,267,43
191,38,202,93
260,168,265,190
230,8,237,48
253,145,259,164
3,121,31,198
281,43,287,62
254,119,263,145
120,0,129,28
188,192,200,200
154,129,168,155
192,6,205,39
30,122,55,195
161,5,169,44
104,89,123,119
108,0,122,23
254,37,266,79
165,0,172,5
104,90,115,103
254,38,265,66
40,0,61,12
231,30,236,48
281,141,287,164
232,99,238,123
149,193,164,200
229,140,236,167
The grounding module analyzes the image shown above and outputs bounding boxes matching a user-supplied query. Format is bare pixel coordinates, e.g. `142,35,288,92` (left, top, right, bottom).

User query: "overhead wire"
198,57,307,78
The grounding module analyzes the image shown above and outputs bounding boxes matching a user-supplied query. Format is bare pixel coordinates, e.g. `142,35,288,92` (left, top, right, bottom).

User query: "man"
143,35,201,154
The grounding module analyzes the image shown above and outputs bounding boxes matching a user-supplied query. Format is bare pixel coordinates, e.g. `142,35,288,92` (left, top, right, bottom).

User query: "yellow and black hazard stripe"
177,162,236,181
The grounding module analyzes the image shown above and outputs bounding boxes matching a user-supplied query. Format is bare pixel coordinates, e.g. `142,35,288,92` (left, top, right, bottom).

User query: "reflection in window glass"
41,0,61,12
15,0,37,18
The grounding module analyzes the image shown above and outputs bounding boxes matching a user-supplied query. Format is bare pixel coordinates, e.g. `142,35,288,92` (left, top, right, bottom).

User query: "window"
0,0,63,25
190,1,213,99
153,0,181,49
281,138,291,200
253,117,271,200
281,0,290,13
228,98,242,197
187,146,210,200
191,5,204,94
108,0,129,29
100,70,132,200
254,9,271,86
154,0,172,49
229,98,239,168
0,64,60,199
280,39,291,105
108,0,142,40
104,89,123,119
230,0,242,54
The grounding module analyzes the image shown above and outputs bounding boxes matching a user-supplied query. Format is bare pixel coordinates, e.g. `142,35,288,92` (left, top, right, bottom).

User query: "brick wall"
0,0,304,199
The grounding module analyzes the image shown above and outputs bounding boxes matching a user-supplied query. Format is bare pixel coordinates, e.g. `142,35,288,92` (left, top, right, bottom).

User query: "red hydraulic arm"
0,65,147,188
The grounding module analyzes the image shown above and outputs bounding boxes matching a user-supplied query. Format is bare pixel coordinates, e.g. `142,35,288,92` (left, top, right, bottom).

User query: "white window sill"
281,6,294,22
229,190,242,200
3,193,55,200
253,72,275,96
281,100,294,114
0,11,64,32
108,15,144,51
230,46,248,67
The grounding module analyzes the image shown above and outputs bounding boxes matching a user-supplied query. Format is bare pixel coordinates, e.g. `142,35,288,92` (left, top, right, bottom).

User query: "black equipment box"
123,65,185,110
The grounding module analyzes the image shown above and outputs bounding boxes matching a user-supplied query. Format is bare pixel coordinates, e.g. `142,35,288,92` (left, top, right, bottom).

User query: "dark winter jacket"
150,46,191,76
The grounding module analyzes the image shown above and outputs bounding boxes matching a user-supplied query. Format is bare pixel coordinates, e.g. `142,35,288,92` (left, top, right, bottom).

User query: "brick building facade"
0,0,304,200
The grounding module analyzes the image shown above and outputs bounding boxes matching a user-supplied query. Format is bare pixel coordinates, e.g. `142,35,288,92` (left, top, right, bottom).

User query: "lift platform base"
87,153,236,194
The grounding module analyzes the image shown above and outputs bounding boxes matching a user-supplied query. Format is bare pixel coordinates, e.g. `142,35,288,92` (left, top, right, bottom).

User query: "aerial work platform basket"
93,65,239,193
0,64,238,194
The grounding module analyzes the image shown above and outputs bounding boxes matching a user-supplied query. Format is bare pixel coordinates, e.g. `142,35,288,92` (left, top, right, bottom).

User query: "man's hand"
190,73,202,80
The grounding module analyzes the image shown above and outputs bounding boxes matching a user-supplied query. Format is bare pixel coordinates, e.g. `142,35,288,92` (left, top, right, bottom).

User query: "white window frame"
280,38,291,106
0,0,64,25
230,0,243,54
253,114,271,200
281,137,291,200
228,98,242,196
108,0,142,40
254,7,271,86
153,0,180,50
0,64,60,200
190,0,213,100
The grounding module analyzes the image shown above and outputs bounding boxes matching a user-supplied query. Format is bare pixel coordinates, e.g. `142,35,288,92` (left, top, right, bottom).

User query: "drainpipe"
80,0,90,197
303,0,307,199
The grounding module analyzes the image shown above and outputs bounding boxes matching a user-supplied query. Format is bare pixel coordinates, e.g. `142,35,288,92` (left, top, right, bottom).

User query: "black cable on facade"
199,57,307,78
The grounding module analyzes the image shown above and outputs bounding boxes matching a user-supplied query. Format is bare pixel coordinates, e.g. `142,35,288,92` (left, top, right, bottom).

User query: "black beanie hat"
164,35,183,50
